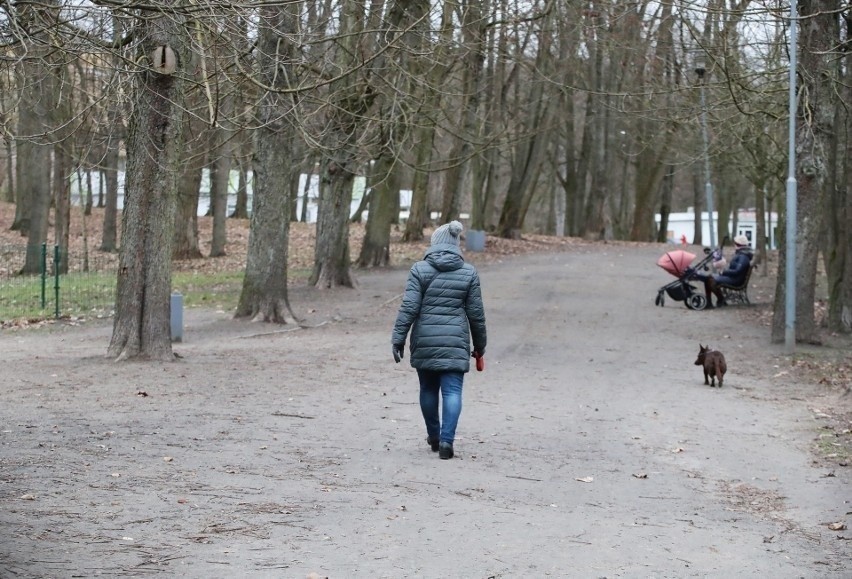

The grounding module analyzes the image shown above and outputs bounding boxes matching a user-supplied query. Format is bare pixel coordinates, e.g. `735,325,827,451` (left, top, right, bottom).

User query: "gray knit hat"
431,220,464,247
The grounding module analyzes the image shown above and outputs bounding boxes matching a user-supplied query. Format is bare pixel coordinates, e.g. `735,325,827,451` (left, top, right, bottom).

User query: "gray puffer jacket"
392,243,487,372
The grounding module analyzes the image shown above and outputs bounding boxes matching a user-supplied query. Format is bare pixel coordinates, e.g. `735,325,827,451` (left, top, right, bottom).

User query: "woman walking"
391,221,487,459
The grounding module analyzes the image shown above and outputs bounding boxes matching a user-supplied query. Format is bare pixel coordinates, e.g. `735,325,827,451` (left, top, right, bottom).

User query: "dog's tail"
714,352,726,386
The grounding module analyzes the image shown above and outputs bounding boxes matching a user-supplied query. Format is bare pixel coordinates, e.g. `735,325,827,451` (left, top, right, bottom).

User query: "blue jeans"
417,370,464,444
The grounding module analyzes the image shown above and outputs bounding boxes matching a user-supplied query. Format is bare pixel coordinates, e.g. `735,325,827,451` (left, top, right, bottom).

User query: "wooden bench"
718,265,756,305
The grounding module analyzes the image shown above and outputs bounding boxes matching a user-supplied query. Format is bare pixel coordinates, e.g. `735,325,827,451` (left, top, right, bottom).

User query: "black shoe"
717,299,728,307
704,302,714,310
426,436,439,452
439,442,454,460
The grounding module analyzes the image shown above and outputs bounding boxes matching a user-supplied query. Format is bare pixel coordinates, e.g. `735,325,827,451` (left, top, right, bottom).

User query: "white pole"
785,1,798,353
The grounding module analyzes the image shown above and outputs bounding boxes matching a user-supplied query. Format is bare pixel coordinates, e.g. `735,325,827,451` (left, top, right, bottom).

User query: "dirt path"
1,243,849,578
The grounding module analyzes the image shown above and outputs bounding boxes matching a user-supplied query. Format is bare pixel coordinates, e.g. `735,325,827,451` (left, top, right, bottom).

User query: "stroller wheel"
688,294,707,311
655,292,662,307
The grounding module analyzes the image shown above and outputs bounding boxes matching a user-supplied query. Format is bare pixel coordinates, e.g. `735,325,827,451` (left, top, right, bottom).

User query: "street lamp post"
695,56,716,249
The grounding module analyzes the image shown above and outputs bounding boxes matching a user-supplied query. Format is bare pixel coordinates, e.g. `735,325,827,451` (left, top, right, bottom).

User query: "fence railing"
0,243,118,324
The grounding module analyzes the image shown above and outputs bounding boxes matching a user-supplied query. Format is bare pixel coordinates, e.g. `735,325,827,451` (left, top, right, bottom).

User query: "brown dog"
695,344,727,387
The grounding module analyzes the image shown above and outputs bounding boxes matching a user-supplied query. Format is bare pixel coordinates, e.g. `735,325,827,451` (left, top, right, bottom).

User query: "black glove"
392,344,404,363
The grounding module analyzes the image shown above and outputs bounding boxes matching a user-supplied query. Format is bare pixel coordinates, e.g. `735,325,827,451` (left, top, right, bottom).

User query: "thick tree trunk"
402,128,432,242
630,139,671,242
234,4,299,324
310,0,369,289
357,154,398,267
771,0,838,344
235,121,296,323
15,2,58,267
172,144,204,259
826,34,851,333
496,18,555,239
439,0,485,225
312,162,356,288
108,8,187,361
231,158,249,219
18,79,55,272
402,0,450,242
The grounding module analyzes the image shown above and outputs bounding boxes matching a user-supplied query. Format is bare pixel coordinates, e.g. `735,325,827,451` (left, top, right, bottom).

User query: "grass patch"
1,268,317,324
173,270,244,310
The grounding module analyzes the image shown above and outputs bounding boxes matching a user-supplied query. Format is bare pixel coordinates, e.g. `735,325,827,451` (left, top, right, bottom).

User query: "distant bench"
718,265,756,305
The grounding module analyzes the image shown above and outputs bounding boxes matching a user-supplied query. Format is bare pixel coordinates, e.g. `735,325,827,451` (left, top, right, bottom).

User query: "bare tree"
825,9,852,333
234,3,300,323
310,0,375,288
108,5,188,360
771,0,840,344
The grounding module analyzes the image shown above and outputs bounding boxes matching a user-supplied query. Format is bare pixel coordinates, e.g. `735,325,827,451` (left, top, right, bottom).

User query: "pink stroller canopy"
657,250,696,277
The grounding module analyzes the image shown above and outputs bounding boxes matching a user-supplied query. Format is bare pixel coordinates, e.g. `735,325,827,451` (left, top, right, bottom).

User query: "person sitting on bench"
693,235,753,309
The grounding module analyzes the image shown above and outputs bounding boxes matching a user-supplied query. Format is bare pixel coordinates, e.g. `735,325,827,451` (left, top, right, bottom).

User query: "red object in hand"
473,351,485,372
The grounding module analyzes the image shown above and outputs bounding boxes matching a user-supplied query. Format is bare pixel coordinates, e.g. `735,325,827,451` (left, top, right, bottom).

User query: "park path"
0,242,849,578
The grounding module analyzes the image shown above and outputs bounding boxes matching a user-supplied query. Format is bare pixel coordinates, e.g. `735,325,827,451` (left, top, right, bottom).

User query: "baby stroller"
654,246,721,311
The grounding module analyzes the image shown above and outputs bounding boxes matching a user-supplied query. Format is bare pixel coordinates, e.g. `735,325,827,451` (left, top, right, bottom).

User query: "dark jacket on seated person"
716,246,753,286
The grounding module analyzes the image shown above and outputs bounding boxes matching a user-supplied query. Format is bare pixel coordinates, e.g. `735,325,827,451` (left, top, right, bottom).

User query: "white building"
655,209,779,250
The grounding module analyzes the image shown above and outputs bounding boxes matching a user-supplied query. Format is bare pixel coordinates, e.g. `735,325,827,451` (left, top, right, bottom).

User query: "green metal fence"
0,243,118,323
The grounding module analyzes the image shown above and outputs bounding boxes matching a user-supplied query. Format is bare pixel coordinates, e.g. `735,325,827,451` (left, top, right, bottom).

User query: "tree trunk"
100,138,119,252
234,3,299,324
312,162,357,288
771,0,838,344
2,137,13,203
108,8,187,361
826,28,851,333
172,143,204,259
403,128,432,242
357,154,398,267
209,124,232,257
14,2,59,266
496,15,555,239
235,126,297,323
656,166,674,243
18,75,55,271
754,182,768,269
310,0,370,289
439,0,485,225
231,158,249,219
402,0,451,242
53,147,71,274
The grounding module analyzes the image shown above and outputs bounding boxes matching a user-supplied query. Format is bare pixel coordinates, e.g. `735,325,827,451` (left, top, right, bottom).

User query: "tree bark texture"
172,117,205,259
439,0,485,226
108,6,187,361
234,4,299,324
311,0,370,289
16,1,60,272
826,24,851,333
771,0,838,343
357,154,398,267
